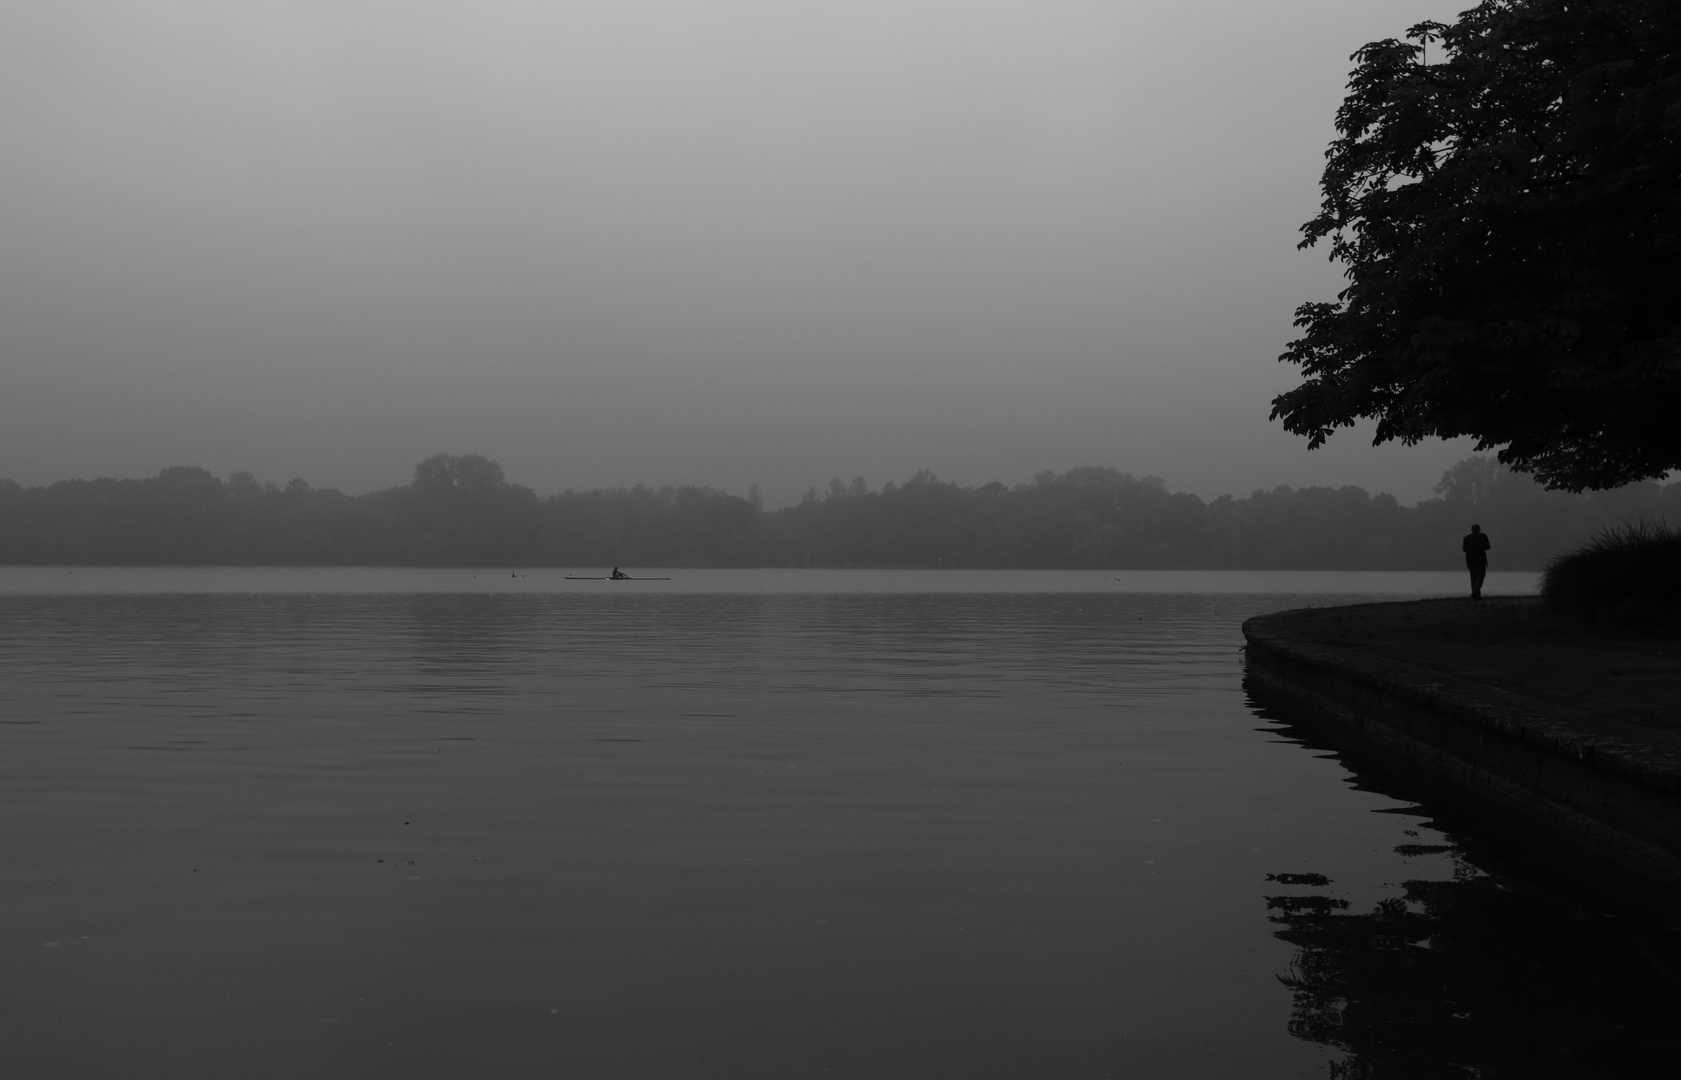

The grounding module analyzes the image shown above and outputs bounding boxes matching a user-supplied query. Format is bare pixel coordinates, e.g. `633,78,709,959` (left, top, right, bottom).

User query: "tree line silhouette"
1,453,1674,569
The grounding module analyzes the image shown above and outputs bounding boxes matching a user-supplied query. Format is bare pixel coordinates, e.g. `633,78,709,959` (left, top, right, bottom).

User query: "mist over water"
2,571,1669,1078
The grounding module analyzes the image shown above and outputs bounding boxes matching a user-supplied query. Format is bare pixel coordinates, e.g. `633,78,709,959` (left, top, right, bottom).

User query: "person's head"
1470,524,1481,533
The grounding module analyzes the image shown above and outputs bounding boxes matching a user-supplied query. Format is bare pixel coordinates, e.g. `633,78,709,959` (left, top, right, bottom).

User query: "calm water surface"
2,569,1674,1078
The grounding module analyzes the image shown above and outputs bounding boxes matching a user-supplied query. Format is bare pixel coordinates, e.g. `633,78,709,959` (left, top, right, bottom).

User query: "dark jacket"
1462,531,1491,566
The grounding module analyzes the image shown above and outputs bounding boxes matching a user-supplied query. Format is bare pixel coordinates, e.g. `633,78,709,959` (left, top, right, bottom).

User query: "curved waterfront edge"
1242,602,1681,888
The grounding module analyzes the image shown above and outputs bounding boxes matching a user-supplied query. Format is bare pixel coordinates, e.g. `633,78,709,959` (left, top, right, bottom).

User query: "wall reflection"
1256,703,1681,1078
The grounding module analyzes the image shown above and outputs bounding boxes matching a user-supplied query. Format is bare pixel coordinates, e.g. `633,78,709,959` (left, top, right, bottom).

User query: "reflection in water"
1258,707,1681,1078
0,583,1672,1078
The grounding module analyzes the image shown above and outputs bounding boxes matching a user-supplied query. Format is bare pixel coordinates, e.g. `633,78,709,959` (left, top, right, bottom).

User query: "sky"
0,0,1477,508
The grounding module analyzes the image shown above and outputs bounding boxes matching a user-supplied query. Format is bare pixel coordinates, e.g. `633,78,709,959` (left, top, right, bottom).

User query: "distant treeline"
1,454,1676,570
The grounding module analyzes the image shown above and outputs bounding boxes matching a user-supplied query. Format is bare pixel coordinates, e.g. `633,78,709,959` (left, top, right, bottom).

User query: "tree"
1274,0,1681,491
413,453,506,493
403,454,540,563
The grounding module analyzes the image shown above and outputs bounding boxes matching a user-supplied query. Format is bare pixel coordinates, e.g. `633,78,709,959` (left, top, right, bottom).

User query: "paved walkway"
1244,597,1681,886
1271,596,1680,736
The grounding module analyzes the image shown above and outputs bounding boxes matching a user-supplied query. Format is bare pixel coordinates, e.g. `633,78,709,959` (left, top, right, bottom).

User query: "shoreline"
1243,598,1681,888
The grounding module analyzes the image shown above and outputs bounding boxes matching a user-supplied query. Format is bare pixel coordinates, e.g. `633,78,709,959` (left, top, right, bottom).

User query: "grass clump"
1541,519,1681,628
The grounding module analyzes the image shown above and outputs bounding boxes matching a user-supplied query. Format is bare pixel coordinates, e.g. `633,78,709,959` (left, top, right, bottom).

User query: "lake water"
2,569,1675,1078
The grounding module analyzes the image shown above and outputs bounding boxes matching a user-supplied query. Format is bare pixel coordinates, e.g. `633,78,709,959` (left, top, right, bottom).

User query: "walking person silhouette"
1462,524,1491,600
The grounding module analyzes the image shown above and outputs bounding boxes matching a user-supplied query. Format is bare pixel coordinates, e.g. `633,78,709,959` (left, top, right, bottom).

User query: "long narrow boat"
563,575,671,581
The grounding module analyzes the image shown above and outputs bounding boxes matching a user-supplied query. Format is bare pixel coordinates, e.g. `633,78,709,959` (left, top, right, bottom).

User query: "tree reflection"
1266,864,1681,1078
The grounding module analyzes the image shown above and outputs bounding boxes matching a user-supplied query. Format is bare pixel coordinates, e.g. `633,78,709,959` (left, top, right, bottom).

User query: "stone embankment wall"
1243,609,1681,884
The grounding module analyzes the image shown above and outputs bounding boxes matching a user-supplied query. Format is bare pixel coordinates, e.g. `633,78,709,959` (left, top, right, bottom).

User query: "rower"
610,567,628,580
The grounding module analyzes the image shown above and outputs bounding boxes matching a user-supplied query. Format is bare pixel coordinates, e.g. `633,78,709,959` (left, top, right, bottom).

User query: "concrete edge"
1242,606,1681,883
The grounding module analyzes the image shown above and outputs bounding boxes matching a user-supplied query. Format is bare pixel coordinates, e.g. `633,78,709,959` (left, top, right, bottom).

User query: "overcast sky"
0,0,1473,506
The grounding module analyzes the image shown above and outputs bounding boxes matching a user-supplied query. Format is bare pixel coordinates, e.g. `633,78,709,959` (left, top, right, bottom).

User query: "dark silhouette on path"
1463,525,1491,599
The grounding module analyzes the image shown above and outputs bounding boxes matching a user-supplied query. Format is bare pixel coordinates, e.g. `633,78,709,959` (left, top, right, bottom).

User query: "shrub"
1540,520,1681,627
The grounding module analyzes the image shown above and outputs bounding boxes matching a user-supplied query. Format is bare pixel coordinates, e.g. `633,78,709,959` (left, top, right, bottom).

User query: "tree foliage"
1276,0,1681,490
